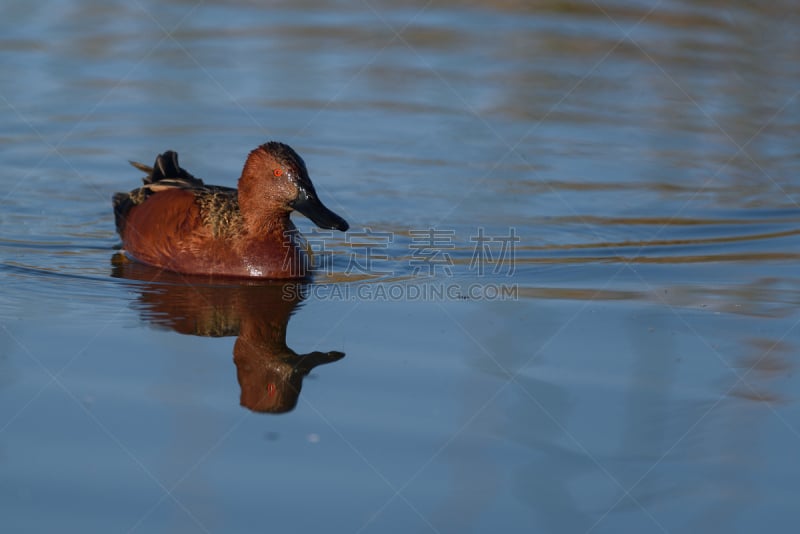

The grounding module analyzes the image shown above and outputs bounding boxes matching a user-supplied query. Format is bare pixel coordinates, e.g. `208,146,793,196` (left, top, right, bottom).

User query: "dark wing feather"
115,150,215,235
112,150,238,235
129,150,205,187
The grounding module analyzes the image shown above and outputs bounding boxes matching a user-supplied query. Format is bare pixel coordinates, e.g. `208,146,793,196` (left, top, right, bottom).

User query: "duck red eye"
273,168,283,177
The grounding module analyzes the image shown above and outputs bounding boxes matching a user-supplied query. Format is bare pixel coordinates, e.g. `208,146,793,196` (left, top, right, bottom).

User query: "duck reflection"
111,255,344,414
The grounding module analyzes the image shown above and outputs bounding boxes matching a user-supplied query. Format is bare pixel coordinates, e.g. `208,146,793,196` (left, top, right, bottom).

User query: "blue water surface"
2,1,800,533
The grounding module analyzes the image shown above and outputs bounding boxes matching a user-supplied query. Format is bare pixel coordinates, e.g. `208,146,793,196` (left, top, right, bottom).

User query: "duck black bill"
291,189,349,231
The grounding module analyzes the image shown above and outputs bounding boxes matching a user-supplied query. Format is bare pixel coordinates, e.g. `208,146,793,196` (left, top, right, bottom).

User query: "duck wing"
114,150,237,235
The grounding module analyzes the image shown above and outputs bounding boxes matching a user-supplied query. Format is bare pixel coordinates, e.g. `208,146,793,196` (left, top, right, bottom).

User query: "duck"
112,142,349,278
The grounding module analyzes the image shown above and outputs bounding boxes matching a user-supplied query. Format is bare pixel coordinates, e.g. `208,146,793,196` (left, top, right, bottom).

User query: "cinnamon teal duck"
112,142,349,278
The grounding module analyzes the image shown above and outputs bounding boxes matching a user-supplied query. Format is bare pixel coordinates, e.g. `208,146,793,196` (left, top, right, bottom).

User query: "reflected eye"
273,168,283,177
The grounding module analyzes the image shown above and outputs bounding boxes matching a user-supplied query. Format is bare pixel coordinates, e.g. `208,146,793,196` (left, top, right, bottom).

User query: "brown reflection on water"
729,337,793,404
518,277,800,318
111,255,344,414
442,227,800,265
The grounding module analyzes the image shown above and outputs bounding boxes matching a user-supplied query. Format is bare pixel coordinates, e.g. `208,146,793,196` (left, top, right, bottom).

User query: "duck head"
238,141,349,232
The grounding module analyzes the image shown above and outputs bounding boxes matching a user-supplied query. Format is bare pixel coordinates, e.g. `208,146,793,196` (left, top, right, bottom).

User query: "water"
2,1,800,532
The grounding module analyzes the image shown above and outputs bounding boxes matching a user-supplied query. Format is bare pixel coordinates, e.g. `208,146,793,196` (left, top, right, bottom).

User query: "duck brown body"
113,142,349,279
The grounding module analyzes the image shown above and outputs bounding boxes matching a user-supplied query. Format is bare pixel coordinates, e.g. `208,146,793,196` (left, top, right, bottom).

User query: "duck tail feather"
129,150,204,186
